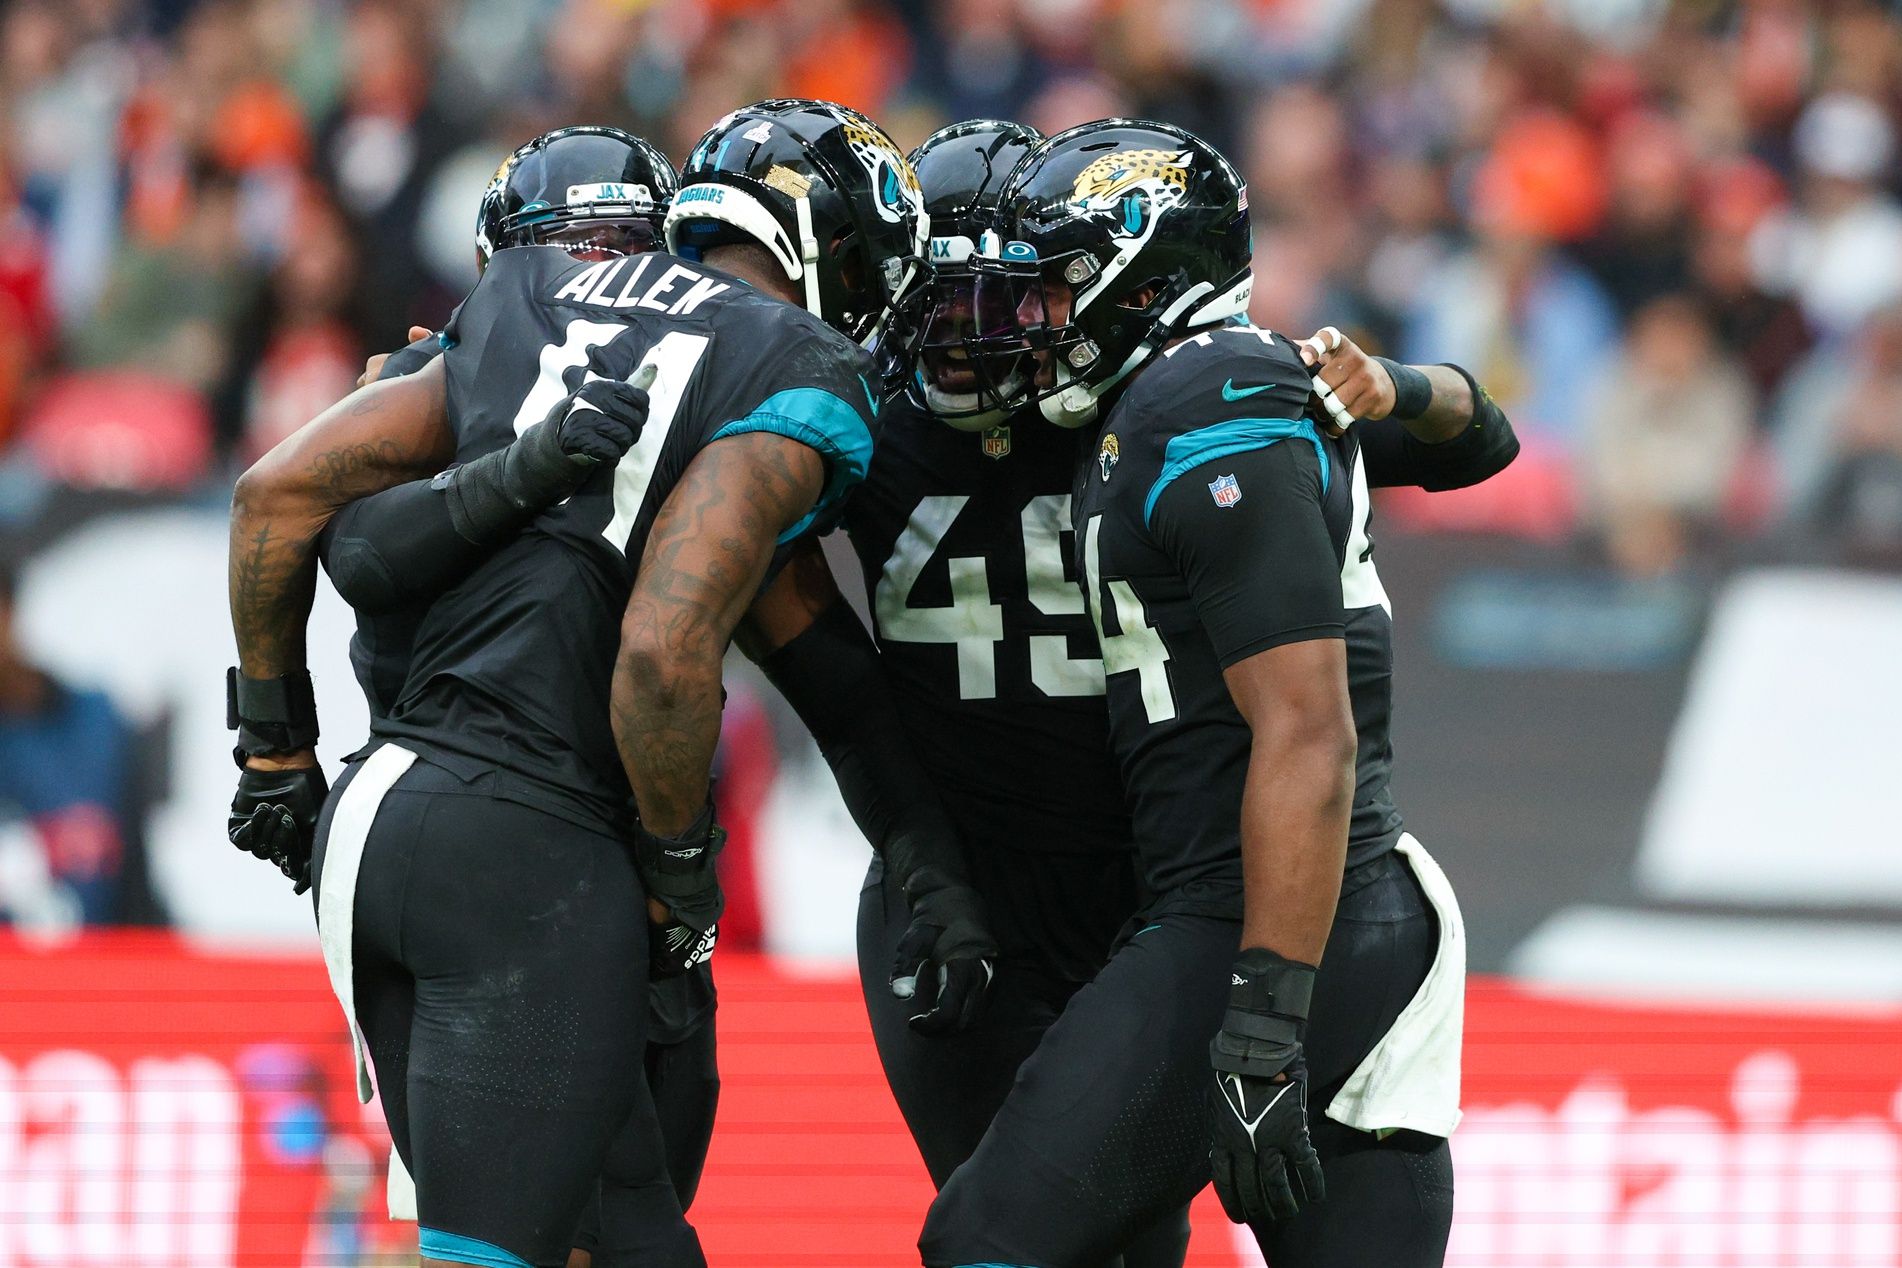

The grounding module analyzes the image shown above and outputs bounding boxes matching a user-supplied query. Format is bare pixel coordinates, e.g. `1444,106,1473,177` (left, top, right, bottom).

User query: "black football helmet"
904,119,1045,430
475,125,677,269
664,99,929,344
972,119,1252,428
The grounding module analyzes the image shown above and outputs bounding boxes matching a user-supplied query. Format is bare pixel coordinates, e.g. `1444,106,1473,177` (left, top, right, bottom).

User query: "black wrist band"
226,667,320,757
1373,357,1433,420
1229,947,1318,1021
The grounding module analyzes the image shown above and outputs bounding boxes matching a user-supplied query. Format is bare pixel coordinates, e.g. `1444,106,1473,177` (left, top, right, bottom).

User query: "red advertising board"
0,935,1897,1266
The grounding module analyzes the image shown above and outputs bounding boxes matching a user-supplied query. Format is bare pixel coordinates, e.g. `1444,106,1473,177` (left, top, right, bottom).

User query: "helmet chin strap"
794,194,823,320
1040,283,1217,429
925,381,1010,432
1040,370,1102,429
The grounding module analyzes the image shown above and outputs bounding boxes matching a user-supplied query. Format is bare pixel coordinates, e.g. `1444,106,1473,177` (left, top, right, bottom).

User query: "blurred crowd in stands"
7,0,1902,558
4,0,1902,927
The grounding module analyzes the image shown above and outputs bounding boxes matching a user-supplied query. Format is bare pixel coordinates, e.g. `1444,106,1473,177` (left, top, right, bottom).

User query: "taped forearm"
758,601,971,888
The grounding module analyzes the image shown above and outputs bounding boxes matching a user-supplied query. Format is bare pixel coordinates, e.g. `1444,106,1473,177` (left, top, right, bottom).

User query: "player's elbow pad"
321,534,406,614
1413,365,1520,492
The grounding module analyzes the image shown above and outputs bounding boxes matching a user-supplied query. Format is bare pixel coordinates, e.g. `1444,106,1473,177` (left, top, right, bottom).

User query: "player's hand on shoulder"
1208,948,1326,1225
356,326,434,389
227,753,328,895
889,867,999,1036
556,359,657,467
1297,325,1393,435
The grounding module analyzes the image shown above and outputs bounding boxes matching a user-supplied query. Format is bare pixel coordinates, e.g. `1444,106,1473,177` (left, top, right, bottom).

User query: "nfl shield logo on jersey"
981,425,1012,460
1208,473,1242,507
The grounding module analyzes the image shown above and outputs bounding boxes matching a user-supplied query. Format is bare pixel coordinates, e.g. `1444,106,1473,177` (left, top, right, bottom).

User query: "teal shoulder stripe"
1142,416,1327,526
418,1227,532,1268
711,386,876,543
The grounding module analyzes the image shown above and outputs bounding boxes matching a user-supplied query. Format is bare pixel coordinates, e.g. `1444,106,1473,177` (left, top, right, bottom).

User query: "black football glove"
228,763,329,895
650,920,717,980
1209,948,1326,1226
442,362,655,544
634,803,726,979
551,366,655,466
889,865,998,1036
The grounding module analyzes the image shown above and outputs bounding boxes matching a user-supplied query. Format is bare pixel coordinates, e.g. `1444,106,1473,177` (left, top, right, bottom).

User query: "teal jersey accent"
1142,416,1327,526
418,1228,533,1268
712,385,876,542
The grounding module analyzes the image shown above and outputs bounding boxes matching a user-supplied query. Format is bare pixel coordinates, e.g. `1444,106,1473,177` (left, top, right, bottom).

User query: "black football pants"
859,855,1192,1268
919,851,1454,1268
571,1017,719,1266
313,753,701,1268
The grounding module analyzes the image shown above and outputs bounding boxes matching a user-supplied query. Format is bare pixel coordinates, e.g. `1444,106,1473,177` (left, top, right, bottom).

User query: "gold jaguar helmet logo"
1070,148,1193,212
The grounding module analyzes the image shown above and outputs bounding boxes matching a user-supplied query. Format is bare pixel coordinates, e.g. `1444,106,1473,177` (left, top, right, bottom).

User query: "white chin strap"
927,383,1009,432
664,182,823,319
1189,270,1253,326
1038,274,1252,429
1040,369,1102,429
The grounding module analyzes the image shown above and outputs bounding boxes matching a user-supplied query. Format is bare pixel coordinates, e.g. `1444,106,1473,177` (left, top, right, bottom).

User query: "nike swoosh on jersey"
1221,379,1274,401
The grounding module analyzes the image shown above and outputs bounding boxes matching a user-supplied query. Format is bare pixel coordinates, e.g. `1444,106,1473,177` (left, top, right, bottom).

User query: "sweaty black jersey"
373,245,880,834
844,400,1132,870
1071,326,1403,916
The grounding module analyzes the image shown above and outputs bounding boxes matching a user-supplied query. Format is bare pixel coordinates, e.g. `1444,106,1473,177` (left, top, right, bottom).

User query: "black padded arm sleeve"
756,600,974,888
317,475,492,615
1356,364,1520,491
1149,440,1345,668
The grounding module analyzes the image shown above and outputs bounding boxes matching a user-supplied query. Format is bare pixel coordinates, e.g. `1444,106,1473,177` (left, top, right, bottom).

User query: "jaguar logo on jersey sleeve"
1099,432,1120,482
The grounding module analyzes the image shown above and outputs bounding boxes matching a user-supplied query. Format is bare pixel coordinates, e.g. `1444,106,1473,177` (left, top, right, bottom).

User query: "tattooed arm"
228,358,452,684
614,432,824,837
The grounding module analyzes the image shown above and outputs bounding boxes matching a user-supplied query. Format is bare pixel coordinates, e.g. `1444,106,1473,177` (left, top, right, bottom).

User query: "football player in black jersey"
320,118,1180,1267
316,119,1008,1267
226,100,931,1268
311,125,715,1268
836,118,1194,1268
914,120,1520,1268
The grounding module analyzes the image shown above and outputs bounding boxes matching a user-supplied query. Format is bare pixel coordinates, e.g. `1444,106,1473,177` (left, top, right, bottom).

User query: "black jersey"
843,400,1132,864
327,333,452,725
373,246,880,834
1070,326,1403,916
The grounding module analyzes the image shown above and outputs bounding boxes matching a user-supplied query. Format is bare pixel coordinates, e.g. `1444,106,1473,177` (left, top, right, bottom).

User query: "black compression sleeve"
1356,364,1520,491
756,601,973,887
1149,440,1345,667
318,476,493,615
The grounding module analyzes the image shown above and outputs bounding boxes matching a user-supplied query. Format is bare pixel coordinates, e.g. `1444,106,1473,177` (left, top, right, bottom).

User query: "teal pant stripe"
418,1227,532,1268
